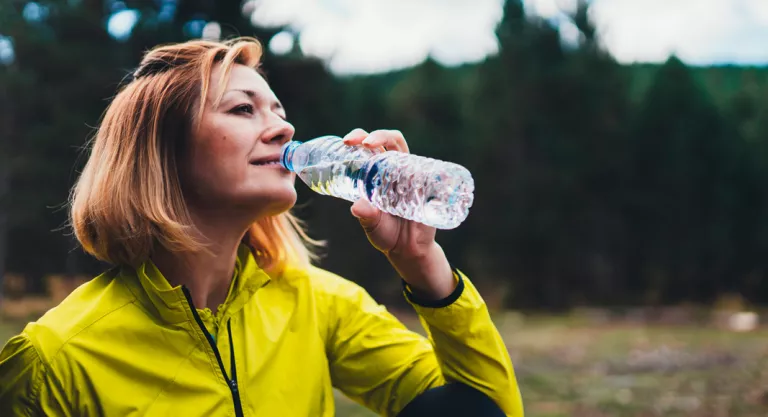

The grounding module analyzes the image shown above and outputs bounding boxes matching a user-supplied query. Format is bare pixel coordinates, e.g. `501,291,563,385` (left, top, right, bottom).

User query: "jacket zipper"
182,287,244,417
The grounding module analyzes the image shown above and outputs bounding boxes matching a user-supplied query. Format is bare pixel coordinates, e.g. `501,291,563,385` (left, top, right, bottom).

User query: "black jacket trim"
402,267,465,308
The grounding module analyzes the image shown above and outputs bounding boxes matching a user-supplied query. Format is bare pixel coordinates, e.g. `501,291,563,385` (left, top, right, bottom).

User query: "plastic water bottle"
280,135,474,229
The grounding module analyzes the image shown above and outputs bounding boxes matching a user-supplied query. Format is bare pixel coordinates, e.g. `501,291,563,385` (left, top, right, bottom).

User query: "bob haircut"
70,37,321,273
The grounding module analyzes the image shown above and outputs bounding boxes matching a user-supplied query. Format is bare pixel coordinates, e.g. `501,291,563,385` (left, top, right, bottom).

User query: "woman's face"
179,63,297,218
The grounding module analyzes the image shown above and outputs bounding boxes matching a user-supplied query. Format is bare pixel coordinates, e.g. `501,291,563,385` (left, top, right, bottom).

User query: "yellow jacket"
0,245,523,416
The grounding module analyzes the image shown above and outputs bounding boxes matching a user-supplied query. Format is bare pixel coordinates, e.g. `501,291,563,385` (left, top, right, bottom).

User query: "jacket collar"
120,244,272,324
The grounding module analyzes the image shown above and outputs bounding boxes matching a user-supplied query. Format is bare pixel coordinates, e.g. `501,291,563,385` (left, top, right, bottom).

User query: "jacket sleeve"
0,333,72,417
323,268,523,417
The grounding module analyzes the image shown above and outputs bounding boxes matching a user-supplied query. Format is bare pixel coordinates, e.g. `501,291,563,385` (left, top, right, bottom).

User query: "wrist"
388,243,455,300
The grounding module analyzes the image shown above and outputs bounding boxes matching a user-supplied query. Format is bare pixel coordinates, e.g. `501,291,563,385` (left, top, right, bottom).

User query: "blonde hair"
70,37,322,272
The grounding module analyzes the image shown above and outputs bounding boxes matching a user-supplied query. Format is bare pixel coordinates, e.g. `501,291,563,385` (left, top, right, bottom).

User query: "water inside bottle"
297,160,367,203
296,155,473,229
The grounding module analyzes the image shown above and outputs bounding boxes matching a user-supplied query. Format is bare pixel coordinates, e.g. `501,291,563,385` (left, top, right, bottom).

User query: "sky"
96,0,768,75
247,0,768,74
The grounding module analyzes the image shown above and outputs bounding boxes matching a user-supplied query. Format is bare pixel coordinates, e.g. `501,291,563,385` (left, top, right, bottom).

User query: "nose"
262,117,295,146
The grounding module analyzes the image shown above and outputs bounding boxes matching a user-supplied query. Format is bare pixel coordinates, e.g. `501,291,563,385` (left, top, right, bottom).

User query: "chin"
249,188,298,217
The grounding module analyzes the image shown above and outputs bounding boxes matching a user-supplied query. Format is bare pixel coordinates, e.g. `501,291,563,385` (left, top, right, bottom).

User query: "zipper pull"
229,378,239,393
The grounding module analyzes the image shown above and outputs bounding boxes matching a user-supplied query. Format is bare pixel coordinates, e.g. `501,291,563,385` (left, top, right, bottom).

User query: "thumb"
350,198,381,232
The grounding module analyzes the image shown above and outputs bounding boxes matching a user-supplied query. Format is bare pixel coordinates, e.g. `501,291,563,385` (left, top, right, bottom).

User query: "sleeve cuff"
402,267,465,308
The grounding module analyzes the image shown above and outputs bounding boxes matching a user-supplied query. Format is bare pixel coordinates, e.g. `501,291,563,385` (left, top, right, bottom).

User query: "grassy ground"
500,315,768,417
3,313,767,417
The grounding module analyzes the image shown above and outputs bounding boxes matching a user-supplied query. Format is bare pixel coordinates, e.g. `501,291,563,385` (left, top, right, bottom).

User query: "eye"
230,103,254,115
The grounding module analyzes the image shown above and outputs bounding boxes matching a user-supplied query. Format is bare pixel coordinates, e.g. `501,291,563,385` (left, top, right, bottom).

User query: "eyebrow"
225,89,285,112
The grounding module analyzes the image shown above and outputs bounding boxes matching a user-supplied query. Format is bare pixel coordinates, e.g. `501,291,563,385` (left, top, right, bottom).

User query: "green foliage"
2,0,768,307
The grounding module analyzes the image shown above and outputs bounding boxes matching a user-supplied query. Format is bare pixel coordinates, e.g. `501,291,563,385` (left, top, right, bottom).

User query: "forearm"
404,271,524,417
387,242,455,300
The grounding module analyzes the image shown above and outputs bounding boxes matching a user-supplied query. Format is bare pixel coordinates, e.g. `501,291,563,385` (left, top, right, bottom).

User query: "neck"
152,209,253,313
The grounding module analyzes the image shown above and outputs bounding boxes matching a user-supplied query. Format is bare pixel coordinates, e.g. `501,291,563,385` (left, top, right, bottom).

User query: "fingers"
350,198,382,233
342,128,368,146
342,129,410,154
363,129,409,153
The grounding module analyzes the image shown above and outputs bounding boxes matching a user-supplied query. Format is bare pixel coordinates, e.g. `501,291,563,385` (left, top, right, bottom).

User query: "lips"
250,155,282,166
251,160,281,166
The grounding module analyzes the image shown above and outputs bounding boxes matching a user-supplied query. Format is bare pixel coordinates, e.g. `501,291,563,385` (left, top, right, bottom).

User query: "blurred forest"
1,0,768,310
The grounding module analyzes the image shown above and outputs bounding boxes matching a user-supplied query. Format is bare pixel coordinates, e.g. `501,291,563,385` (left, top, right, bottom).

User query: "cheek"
191,125,249,175
206,135,239,163
181,133,251,196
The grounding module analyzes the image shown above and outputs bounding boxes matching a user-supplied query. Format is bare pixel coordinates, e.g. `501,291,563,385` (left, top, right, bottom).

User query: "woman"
0,38,523,417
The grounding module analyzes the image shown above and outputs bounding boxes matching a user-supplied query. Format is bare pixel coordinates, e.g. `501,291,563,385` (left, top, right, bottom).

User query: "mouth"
249,155,282,167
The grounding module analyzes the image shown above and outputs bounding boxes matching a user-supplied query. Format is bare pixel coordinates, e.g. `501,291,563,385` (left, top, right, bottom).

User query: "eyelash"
229,103,287,121
231,103,254,115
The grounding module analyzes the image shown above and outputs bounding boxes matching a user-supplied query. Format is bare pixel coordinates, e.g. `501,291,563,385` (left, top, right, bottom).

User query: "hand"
342,129,456,300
